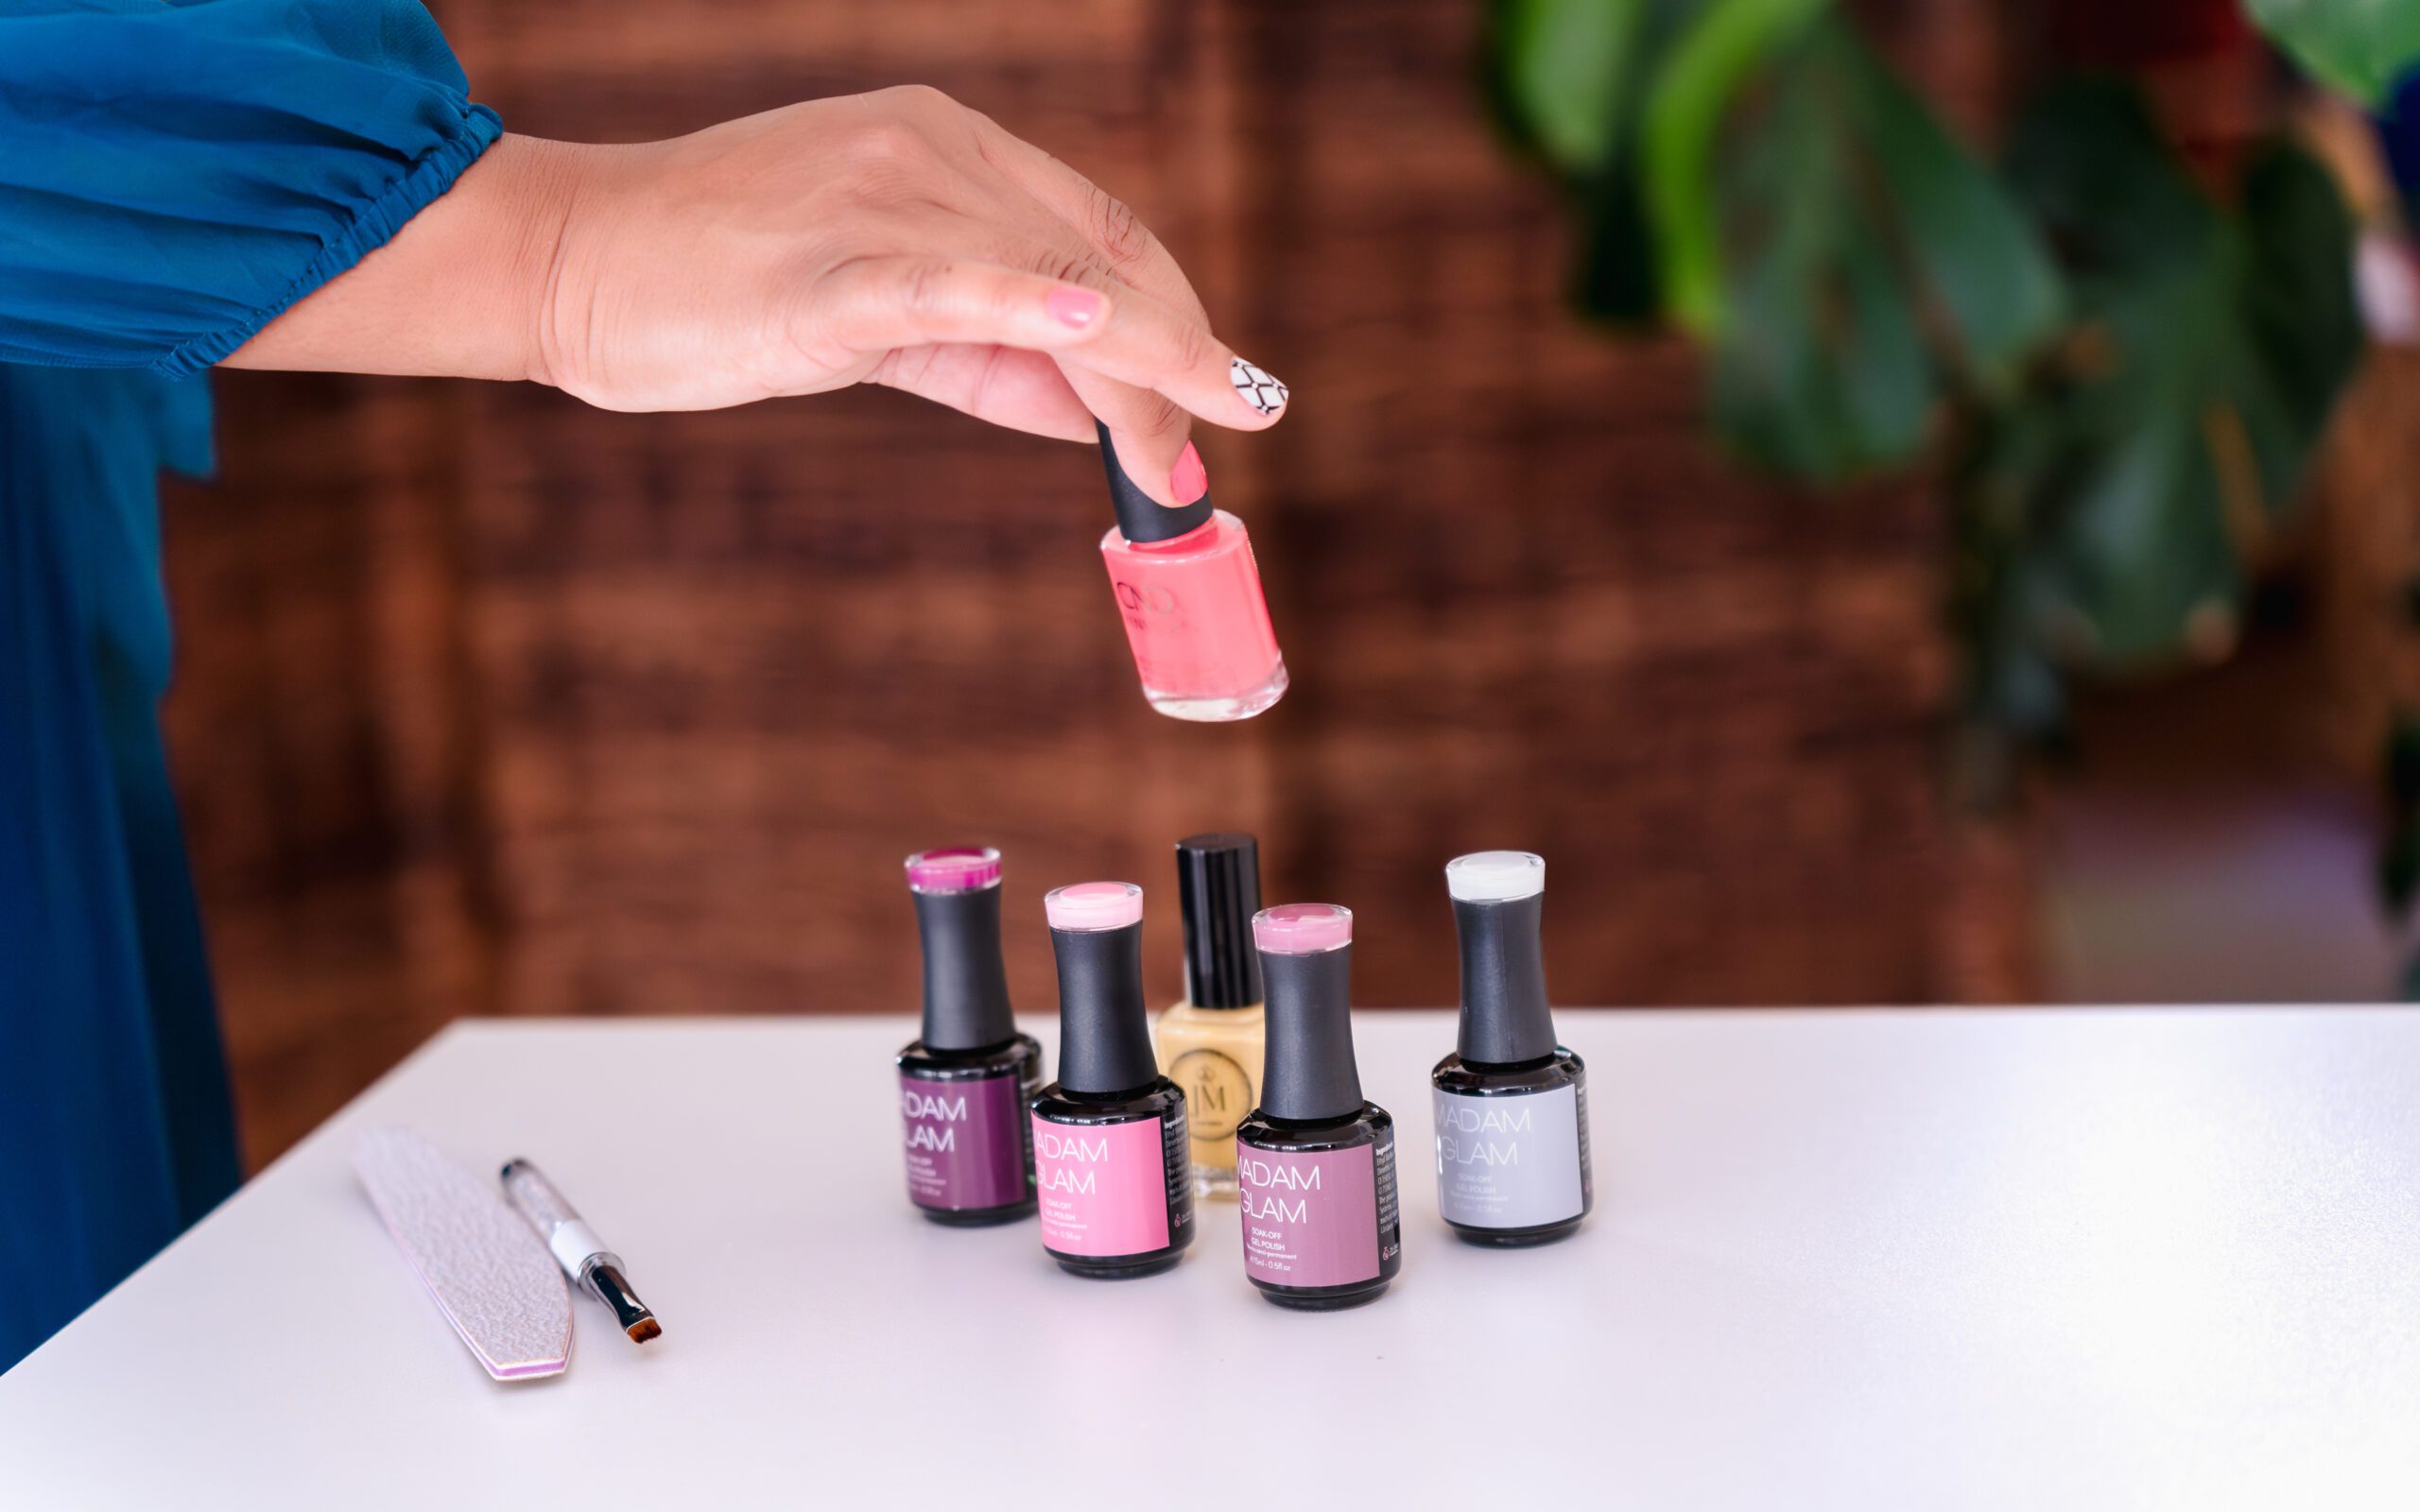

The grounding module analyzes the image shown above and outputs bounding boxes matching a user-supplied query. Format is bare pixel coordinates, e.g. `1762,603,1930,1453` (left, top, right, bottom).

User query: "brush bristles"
627,1315,662,1344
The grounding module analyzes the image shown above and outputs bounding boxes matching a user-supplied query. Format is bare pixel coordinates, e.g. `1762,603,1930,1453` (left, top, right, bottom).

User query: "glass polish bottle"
1154,832,1267,1198
1430,851,1593,1246
1235,903,1401,1309
1031,882,1196,1278
1094,423,1287,722
895,848,1044,1226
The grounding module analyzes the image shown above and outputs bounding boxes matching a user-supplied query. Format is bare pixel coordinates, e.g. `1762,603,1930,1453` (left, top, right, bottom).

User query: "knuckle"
1127,395,1185,439
876,82,958,117
899,259,955,318
1085,186,1152,268
1168,319,1213,374
843,115,927,169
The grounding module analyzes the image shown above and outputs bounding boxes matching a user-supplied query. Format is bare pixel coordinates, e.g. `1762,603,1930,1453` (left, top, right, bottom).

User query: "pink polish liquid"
1094,425,1288,722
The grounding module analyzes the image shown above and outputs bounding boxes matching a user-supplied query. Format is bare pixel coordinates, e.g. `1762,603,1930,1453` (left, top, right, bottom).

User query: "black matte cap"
1098,421,1214,544
1447,852,1558,1065
1048,918,1161,1095
906,850,1014,1052
1257,918,1364,1122
1177,833,1265,1009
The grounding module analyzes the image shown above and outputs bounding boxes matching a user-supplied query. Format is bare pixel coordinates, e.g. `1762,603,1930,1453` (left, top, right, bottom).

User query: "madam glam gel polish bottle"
1030,882,1197,1278
1154,833,1268,1198
1235,904,1402,1310
1095,424,1287,722
1430,851,1593,1246
895,848,1044,1226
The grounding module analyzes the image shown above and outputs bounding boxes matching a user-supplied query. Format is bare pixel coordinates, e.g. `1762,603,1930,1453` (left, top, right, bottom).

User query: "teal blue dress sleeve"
0,0,500,1370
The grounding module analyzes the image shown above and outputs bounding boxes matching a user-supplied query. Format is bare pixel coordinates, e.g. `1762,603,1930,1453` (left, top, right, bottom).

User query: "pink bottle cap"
904,847,1002,894
1044,881,1144,932
1253,902,1353,954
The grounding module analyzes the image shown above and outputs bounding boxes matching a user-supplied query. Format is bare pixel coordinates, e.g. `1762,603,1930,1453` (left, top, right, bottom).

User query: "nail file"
354,1126,572,1381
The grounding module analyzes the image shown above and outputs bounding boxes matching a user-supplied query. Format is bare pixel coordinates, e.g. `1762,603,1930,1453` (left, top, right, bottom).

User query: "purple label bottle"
1431,852,1592,1247
1234,903,1402,1309
896,848,1042,1226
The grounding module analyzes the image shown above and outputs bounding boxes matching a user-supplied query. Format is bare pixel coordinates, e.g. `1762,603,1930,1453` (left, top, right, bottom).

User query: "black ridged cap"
1050,919,1160,1095
1259,943,1364,1121
1176,833,1265,1009
1453,892,1558,1065
1098,421,1214,544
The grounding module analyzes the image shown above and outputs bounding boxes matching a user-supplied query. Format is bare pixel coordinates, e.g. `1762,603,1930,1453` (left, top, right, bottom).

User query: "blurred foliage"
1485,0,2367,804
2249,0,2420,105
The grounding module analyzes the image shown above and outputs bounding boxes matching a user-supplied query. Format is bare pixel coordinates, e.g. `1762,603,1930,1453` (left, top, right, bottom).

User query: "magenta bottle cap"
906,847,1003,894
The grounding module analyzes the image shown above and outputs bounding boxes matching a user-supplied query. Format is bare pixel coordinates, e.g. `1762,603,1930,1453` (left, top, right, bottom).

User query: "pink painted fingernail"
1169,442,1208,504
1046,286,1104,328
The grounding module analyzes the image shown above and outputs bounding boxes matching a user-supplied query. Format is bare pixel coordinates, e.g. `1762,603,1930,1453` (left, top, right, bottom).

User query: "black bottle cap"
905,849,1016,1052
1046,883,1161,1095
1446,851,1558,1065
1098,421,1215,544
1176,832,1265,1009
1255,904,1365,1121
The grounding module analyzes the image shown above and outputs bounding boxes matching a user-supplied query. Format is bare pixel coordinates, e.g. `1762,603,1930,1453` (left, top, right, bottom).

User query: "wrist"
487,134,597,389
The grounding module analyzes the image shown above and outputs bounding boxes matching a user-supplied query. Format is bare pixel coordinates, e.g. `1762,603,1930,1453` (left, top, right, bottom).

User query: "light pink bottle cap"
904,847,1002,894
1044,881,1144,932
1253,902,1353,954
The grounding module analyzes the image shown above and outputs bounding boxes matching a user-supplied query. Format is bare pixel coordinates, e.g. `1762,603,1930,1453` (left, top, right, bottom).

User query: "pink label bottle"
1029,881,1197,1278
1095,424,1288,722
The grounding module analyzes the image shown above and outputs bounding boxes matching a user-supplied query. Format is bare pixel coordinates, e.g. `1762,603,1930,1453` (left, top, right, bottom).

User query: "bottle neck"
1259,945,1363,1121
1452,894,1557,1064
1050,920,1160,1094
912,885,1015,1052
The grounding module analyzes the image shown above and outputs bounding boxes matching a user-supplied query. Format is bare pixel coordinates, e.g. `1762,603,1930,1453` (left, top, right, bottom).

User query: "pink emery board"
354,1126,572,1381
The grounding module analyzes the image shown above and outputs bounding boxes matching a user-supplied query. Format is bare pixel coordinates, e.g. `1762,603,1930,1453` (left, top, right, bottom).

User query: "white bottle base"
1144,661,1288,723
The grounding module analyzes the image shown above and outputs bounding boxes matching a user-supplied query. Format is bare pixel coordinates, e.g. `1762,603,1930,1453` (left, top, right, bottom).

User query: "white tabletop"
5,1008,2416,1509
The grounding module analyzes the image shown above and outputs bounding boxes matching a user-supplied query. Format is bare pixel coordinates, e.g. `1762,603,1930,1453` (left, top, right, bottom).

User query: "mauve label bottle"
1432,1083,1588,1228
1031,1115,1175,1257
898,1073,1030,1212
1237,1137,1397,1289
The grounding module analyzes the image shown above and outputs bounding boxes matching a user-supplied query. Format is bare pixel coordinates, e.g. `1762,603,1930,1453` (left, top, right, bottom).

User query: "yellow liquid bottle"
1157,833,1268,1198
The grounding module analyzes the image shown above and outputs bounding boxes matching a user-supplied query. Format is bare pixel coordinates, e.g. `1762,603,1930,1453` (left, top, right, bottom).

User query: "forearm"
223,133,585,384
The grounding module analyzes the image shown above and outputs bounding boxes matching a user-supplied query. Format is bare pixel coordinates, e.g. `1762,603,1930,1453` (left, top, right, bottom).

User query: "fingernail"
1169,441,1208,504
1230,355,1288,415
1046,286,1104,328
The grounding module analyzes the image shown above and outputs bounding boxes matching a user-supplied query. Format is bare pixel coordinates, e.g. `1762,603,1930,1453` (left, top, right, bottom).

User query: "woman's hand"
230,87,1288,506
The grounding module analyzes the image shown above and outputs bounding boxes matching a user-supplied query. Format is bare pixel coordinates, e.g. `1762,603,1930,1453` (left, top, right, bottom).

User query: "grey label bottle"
1430,851,1593,1246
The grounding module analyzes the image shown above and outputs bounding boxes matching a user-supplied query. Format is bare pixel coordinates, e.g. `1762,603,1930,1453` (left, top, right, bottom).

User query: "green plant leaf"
1986,80,2360,671
1490,0,1649,171
1704,21,1931,477
2247,0,2420,106
2384,818,2420,914
2386,714,2420,811
1853,43,2065,393
1643,0,1829,333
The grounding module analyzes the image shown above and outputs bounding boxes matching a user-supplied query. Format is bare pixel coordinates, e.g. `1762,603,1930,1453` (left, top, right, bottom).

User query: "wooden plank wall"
161,0,2034,1167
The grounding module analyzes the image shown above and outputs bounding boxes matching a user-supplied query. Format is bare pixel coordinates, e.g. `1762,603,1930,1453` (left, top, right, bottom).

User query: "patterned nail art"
1230,357,1289,415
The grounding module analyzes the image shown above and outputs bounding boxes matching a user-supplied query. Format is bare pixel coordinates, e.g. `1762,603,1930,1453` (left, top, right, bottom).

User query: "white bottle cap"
1444,850,1546,903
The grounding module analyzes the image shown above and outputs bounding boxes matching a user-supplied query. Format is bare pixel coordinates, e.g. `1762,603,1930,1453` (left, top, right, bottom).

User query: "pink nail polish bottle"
1095,423,1288,722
